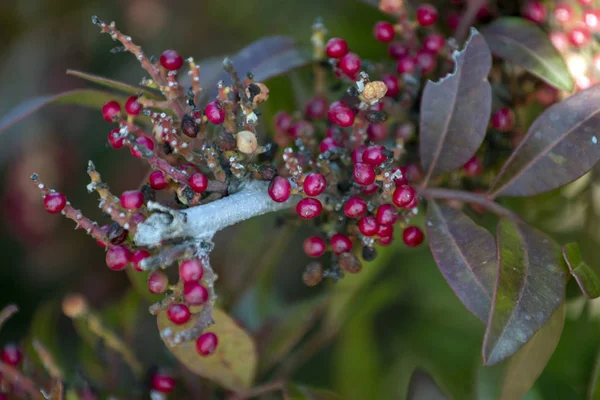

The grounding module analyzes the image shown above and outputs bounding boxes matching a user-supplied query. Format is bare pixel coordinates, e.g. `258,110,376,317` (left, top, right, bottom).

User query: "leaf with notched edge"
426,200,496,322
419,28,492,183
483,219,568,366
563,242,600,299
407,369,449,400
157,308,257,391
489,85,600,197
482,17,573,91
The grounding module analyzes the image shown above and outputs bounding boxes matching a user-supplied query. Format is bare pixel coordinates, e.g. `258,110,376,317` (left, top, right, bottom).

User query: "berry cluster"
0,343,23,398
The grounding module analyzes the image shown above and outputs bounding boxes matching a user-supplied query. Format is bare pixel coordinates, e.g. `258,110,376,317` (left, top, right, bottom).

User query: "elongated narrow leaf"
563,242,600,299
286,383,343,400
477,302,565,400
157,308,256,391
482,17,573,91
588,348,600,400
407,369,448,400
426,200,496,322
490,85,600,197
483,219,568,365
419,28,492,181
66,70,161,99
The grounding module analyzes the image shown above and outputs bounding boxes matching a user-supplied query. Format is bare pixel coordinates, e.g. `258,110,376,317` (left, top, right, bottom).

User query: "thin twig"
0,362,43,399
32,340,64,380
0,304,18,332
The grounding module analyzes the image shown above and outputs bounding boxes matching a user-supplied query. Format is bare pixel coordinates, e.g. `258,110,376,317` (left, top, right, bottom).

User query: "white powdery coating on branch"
134,181,298,246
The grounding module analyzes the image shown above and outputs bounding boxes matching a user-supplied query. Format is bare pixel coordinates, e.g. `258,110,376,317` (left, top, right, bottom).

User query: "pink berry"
305,96,328,119
376,204,399,225
1,344,22,366
167,304,191,325
296,198,323,219
131,250,150,272
151,372,176,393
331,233,353,254
320,137,339,153
196,332,218,356
367,123,389,142
362,184,380,195
554,4,572,24
124,96,142,115
130,136,155,158
352,145,368,164
373,21,395,42
273,111,293,132
550,31,569,51
491,108,515,132
353,163,376,186
405,163,423,183
108,128,124,149
584,10,599,29
358,215,379,237
327,104,355,127
160,49,183,71
388,42,409,59
377,223,394,237
416,4,439,26
303,173,327,197
184,282,209,305
382,74,400,98
362,145,387,166
120,190,144,210
463,156,483,177
339,52,361,78
416,50,437,74
149,170,169,190
303,236,327,258
268,176,291,202
205,101,226,124
43,192,67,214
569,27,591,47
522,1,546,24
580,0,593,4
393,185,416,208
396,56,416,74
423,34,445,54
189,173,208,194
377,235,394,246
148,271,168,294
106,245,131,271
396,124,414,140
101,101,121,122
403,226,424,247
180,259,204,282
326,38,349,58
344,197,367,218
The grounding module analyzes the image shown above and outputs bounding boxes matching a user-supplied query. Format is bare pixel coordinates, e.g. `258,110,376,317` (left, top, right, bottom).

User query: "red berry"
327,104,355,127
463,156,483,177
395,123,414,140
196,332,218,356
392,166,408,186
1,344,22,366
491,108,515,132
268,176,291,202
554,4,572,24
320,137,339,153
367,123,389,142
120,190,144,210
43,192,67,214
184,282,209,305
584,10,599,30
124,96,142,115
151,372,176,393
522,1,546,24
303,173,327,197
381,74,400,98
106,245,131,271
569,27,591,47
423,34,445,54
377,223,394,237
148,271,168,294
416,4,439,26
101,101,121,122
373,21,395,42
296,198,323,219
358,215,379,237
376,204,398,225
130,136,155,158
377,235,394,246
339,52,361,78
447,11,461,31
536,84,559,106
353,163,376,186
330,233,352,254
362,145,387,166
406,197,420,209
167,304,191,325
303,236,326,258
362,184,380,195
108,128,124,149
131,250,150,272
274,111,293,132
288,120,313,139
344,196,367,218
392,185,416,208
160,49,183,71
403,226,424,247
180,259,204,282
132,213,146,225
405,163,423,183
416,50,437,74
149,170,169,190
189,173,208,194
352,145,368,164
326,38,349,58
205,101,226,124
305,96,328,119
388,42,408,58
396,56,416,74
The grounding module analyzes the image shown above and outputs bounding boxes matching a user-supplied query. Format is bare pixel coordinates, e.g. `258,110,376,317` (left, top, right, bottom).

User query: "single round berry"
303,236,327,258
124,96,142,115
404,163,423,183
327,104,355,127
205,101,226,125
358,215,379,237
331,233,353,255
130,136,155,158
403,226,424,247
149,170,169,190
522,1,546,24
167,304,191,325
381,74,400,98
536,84,559,106
416,51,437,74
273,111,293,132
160,49,183,71
362,145,387,166
351,145,368,164
396,56,416,74
554,4,572,24
303,173,327,197
367,123,389,142
184,282,209,305
106,245,131,271
423,34,445,54
296,198,323,219
373,21,395,42
491,108,515,132
288,120,313,139
148,271,168,294
376,204,399,225
377,223,394,237
416,4,439,26
378,235,394,246
303,262,323,286
353,163,376,186
189,173,208,194
406,197,419,209
463,156,483,177
362,184,380,195
151,372,176,393
550,31,569,51
344,196,368,218
395,123,414,140
569,27,591,47
584,10,599,29
393,185,417,208
1,344,22,366
305,96,328,119
339,52,361,78
131,250,150,272
320,137,339,153
180,259,204,282
101,101,121,122
268,176,291,203
43,192,67,214
388,42,409,58
108,128,124,149
326,38,349,58
120,190,144,210
196,332,218,356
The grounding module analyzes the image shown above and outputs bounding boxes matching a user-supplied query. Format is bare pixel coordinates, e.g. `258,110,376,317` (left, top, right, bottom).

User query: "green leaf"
563,243,600,299
66,70,162,99
481,17,573,91
285,383,343,400
483,219,568,365
157,307,257,392
477,302,565,400
407,369,449,400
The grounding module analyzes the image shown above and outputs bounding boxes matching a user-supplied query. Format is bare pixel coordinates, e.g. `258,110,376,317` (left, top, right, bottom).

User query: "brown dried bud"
237,130,258,154
303,262,323,286
246,82,270,106
360,81,388,105
107,222,128,245
181,114,200,138
366,110,388,124
215,130,237,151
339,252,362,274
62,294,88,318
176,185,197,206
258,164,278,181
